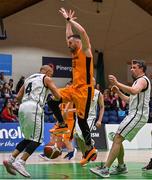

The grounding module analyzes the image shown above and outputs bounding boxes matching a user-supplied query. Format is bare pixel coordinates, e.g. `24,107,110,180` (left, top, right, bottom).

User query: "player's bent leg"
77,116,98,166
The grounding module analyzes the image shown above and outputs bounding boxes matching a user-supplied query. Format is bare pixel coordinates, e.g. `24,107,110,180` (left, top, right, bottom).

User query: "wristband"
66,17,70,21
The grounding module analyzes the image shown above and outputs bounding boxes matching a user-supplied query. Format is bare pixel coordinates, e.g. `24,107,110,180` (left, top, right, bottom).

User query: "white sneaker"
12,159,31,178
90,166,110,178
110,164,128,175
3,160,16,175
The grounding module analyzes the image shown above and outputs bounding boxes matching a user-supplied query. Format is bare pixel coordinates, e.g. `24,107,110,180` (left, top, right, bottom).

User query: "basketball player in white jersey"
3,65,61,178
75,78,104,164
90,60,151,178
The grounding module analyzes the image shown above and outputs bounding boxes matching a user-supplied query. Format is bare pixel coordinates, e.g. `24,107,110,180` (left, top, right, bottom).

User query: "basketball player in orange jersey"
48,8,97,166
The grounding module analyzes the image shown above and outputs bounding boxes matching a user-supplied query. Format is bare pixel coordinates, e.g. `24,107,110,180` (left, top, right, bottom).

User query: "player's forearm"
97,109,104,123
117,82,137,95
66,22,73,39
69,19,85,35
117,90,129,103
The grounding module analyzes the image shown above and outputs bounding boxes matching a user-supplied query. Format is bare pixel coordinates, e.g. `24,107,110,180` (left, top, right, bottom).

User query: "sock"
119,163,125,168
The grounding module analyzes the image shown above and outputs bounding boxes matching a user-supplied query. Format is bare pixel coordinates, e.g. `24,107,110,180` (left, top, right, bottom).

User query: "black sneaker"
142,159,152,171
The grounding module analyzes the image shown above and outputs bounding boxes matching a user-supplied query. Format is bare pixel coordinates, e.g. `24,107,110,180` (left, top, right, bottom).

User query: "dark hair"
132,59,147,72
9,79,13,82
67,34,81,40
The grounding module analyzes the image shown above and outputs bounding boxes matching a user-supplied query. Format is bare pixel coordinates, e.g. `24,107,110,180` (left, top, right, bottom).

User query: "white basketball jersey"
88,89,100,118
129,75,151,120
22,73,49,107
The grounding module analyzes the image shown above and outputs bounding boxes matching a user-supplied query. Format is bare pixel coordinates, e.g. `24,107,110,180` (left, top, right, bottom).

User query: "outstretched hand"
59,8,77,21
59,8,68,19
108,75,118,86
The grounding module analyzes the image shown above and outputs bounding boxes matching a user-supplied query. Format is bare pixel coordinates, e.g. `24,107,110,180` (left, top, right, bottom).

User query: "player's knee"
113,133,123,143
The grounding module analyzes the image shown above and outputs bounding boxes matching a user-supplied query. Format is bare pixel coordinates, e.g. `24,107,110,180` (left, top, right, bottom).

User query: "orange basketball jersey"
72,49,94,87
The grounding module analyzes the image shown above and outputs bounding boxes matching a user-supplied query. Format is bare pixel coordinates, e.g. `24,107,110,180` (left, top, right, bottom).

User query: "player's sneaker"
12,159,31,178
39,153,50,161
49,123,70,134
90,166,110,178
81,150,98,167
80,147,98,166
110,164,128,175
64,148,77,160
3,160,16,175
142,159,152,171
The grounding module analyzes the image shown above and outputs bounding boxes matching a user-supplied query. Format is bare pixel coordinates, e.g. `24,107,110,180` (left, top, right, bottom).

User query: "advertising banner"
90,123,107,149
0,54,12,75
0,123,54,152
0,122,107,152
42,57,72,78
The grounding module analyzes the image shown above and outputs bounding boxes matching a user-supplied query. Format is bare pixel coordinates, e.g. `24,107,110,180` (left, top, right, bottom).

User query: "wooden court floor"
0,150,152,179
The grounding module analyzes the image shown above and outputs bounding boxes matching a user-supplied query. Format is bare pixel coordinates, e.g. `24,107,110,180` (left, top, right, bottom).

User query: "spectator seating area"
1,95,152,124
102,110,128,124
0,71,152,124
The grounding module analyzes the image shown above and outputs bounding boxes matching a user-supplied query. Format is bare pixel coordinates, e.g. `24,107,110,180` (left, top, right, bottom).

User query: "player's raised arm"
59,8,92,57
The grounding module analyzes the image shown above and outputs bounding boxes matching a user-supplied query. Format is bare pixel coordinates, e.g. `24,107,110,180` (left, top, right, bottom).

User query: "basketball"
44,144,62,159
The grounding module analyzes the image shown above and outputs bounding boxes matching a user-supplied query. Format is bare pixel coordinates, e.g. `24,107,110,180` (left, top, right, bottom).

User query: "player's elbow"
130,88,139,95
79,29,86,35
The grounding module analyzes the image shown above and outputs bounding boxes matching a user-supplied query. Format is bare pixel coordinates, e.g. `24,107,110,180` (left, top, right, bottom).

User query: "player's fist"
108,75,118,85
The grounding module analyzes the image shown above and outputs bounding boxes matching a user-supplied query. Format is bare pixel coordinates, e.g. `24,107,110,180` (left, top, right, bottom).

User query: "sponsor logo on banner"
0,124,24,150
0,126,24,139
90,123,100,138
42,57,72,78
0,123,54,151
90,120,107,149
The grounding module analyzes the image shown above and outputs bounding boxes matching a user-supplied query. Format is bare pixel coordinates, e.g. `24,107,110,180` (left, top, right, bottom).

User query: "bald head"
40,65,54,77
